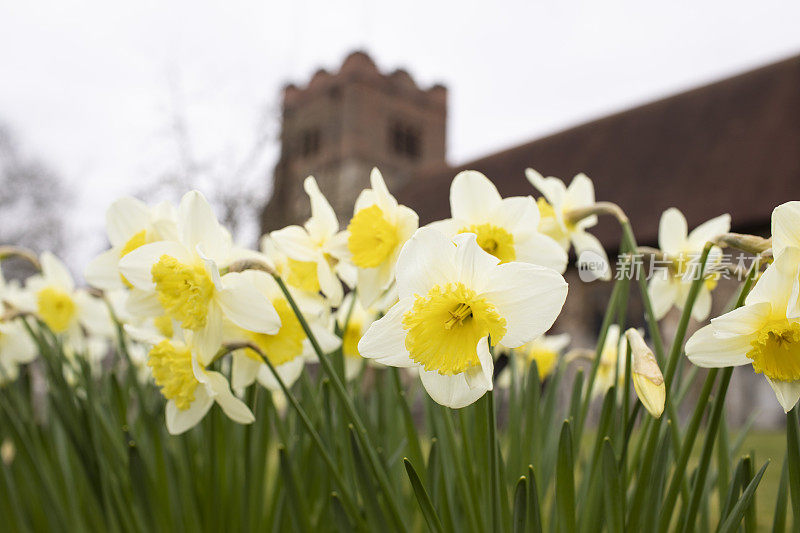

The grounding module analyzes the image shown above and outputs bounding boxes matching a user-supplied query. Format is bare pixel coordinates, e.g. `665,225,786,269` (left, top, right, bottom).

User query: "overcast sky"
1,1,799,271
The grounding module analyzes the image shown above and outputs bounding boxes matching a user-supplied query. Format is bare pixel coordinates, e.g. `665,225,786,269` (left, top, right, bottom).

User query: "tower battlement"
261,51,447,232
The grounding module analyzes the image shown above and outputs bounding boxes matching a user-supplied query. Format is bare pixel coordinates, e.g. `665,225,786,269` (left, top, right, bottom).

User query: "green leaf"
716,460,769,533
526,466,543,533
786,408,800,530
404,458,444,533
512,476,528,533
602,439,624,533
773,455,789,533
555,420,575,533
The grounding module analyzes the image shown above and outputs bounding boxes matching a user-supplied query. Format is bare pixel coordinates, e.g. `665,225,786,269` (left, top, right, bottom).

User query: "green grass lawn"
689,430,788,531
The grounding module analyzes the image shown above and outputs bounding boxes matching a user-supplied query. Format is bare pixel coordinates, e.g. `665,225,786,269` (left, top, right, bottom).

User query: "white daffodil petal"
205,370,255,425
566,173,595,208
395,227,456,300
231,353,260,390
358,297,416,367
525,168,566,207
464,336,493,390
658,208,688,254
84,249,124,290
303,176,339,241
41,252,75,291
419,369,488,409
648,275,678,320
218,276,281,335
687,214,731,251
192,305,224,366
258,357,305,391
165,390,213,435
514,232,569,273
571,231,611,281
690,288,713,322
772,201,800,257
766,378,800,413
125,290,164,318
106,196,150,247
452,232,500,292
710,302,771,336
484,262,568,348
450,170,502,221
75,291,114,337
369,168,400,214
179,191,230,263
685,325,755,367
270,226,319,262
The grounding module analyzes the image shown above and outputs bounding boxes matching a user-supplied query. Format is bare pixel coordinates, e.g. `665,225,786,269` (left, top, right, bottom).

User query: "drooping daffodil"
648,208,730,321
525,168,611,280
358,227,568,408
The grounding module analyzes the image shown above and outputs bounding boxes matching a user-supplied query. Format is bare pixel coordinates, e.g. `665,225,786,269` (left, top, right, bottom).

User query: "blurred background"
1,1,799,425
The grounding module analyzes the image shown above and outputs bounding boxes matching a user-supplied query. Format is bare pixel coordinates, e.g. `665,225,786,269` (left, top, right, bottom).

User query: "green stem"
273,275,407,532
487,391,501,532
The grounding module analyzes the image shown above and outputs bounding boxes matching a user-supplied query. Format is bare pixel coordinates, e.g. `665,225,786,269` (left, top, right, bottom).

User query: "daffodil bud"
625,328,665,419
714,233,772,255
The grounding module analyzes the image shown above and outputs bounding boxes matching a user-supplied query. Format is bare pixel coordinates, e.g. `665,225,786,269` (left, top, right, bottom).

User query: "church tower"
261,51,447,232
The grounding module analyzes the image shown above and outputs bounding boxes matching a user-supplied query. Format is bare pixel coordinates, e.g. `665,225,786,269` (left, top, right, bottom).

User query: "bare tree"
0,121,71,279
138,75,278,246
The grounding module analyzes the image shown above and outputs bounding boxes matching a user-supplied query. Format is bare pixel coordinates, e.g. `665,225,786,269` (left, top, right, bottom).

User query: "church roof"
397,54,800,248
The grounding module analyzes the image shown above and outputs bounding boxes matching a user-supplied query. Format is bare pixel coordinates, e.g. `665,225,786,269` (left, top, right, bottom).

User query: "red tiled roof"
397,54,800,248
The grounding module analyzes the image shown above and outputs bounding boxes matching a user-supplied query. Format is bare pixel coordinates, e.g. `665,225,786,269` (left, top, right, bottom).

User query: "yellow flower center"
671,251,719,290
246,299,306,366
342,320,363,360
119,230,148,288
347,204,398,268
151,255,214,330
147,340,198,410
746,320,800,382
536,197,557,220
403,282,506,375
286,258,320,293
37,287,76,333
153,315,174,338
458,223,516,263
526,347,558,378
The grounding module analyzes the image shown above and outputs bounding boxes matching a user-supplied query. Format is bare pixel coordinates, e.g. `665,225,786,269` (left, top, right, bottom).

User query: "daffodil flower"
525,168,611,280
591,324,627,398
686,248,800,412
358,227,568,408
119,191,281,364
772,201,800,259
128,325,254,434
626,328,665,418
336,292,378,381
270,177,351,306
224,270,341,391
20,252,113,343
85,197,178,291
341,168,418,309
430,171,567,273
260,235,336,313
648,208,730,321
496,332,570,389
0,312,37,385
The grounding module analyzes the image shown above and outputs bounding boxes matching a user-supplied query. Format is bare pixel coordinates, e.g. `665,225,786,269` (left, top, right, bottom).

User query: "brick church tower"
260,51,447,232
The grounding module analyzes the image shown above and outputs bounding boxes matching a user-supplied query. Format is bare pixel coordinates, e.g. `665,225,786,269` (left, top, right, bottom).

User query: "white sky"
1,1,799,271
